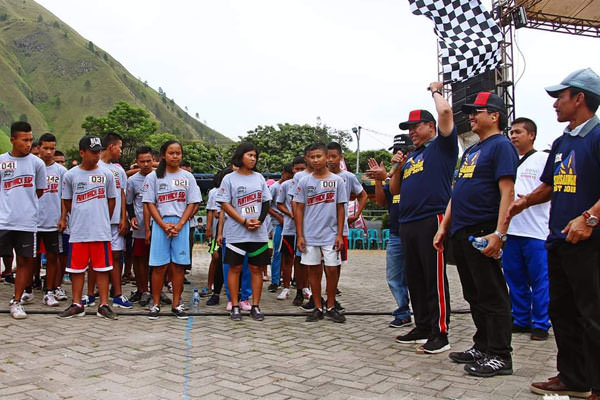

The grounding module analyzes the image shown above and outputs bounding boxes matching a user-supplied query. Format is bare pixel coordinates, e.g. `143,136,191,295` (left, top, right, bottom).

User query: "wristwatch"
582,211,600,227
494,230,507,243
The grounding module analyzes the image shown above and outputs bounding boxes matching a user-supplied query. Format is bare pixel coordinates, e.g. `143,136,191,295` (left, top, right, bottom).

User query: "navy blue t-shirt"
398,126,458,223
450,133,518,236
383,184,400,235
540,120,600,245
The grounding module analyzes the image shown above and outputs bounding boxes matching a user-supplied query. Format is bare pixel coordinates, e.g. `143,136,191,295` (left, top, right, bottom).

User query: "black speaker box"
451,70,497,134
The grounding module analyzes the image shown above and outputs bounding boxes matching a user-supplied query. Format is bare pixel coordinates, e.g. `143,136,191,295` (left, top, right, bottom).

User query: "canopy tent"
515,0,600,37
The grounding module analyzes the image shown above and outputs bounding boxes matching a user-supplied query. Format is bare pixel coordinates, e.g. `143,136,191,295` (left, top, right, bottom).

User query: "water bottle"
468,236,503,258
192,288,200,308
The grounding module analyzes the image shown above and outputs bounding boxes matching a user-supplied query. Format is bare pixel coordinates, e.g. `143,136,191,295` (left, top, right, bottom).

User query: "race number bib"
241,205,258,216
89,174,106,184
321,180,337,189
0,161,16,171
173,178,189,188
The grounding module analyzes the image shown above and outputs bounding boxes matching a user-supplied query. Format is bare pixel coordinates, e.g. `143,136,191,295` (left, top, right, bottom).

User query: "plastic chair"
367,229,380,249
381,229,390,249
349,228,366,249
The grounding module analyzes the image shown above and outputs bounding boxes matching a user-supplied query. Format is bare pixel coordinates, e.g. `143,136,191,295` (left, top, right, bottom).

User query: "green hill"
0,0,231,150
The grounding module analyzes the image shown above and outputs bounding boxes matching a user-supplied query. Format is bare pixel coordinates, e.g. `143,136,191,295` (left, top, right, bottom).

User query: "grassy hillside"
0,128,10,153
0,0,231,150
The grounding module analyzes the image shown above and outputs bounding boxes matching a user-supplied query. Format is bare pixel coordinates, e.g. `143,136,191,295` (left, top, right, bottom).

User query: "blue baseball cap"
545,68,600,98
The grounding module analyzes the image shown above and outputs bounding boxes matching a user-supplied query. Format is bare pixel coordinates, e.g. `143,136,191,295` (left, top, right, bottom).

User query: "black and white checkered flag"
409,0,503,82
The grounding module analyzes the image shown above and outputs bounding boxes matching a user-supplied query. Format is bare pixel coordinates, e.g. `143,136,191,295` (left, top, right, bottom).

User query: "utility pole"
351,126,362,173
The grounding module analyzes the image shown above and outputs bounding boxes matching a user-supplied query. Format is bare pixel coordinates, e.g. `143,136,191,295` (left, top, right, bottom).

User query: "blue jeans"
386,234,411,320
502,235,550,331
222,238,252,302
271,224,283,285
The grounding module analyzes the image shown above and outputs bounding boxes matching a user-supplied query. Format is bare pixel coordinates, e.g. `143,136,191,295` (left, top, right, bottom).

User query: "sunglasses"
469,108,489,116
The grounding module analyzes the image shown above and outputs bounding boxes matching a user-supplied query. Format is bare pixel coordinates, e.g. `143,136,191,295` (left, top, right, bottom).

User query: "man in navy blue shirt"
508,68,600,399
434,91,518,377
366,134,415,329
390,81,458,354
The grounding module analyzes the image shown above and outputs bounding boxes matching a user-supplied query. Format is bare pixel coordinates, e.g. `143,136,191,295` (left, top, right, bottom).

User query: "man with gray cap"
508,68,600,399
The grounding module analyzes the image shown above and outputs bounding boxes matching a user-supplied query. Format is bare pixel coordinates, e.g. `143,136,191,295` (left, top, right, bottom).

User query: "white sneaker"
277,288,290,300
226,301,232,311
9,299,27,319
302,288,312,299
44,292,59,307
21,292,34,304
240,300,252,311
54,287,68,301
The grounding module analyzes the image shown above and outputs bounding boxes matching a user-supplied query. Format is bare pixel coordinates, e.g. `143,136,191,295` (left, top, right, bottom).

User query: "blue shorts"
149,216,190,266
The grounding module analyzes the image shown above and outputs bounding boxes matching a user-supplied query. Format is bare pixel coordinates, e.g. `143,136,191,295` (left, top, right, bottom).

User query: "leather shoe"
530,375,591,398
589,393,600,400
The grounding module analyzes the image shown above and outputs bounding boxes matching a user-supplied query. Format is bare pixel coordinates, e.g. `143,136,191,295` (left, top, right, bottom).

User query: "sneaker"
96,304,118,320
44,292,59,307
122,274,131,284
57,303,85,319
54,287,68,301
82,295,96,307
449,346,485,364
422,334,451,354
172,304,188,319
62,274,71,285
389,317,413,328
336,288,342,296
464,355,513,377
240,300,251,311
183,277,191,285
306,308,324,322
160,291,172,305
33,276,42,290
230,305,242,321
129,290,142,303
267,283,278,293
226,301,232,311
292,291,304,306
148,304,160,320
206,294,220,306
199,287,209,297
300,296,324,312
395,327,429,344
112,295,133,309
530,328,549,341
326,307,346,323
21,292,34,304
512,323,532,333
250,305,264,321
167,282,173,293
139,292,152,307
302,287,312,299
9,299,26,319
2,274,15,284
334,300,345,313
277,288,290,300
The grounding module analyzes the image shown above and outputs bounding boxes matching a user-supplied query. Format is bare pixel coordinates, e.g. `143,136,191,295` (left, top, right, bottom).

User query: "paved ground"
0,247,558,400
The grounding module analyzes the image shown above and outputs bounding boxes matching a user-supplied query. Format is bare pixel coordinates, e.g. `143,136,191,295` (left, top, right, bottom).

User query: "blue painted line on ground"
183,302,195,400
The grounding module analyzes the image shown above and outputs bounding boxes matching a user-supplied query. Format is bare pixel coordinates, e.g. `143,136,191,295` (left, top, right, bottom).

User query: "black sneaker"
139,292,152,307
2,274,15,284
33,276,42,290
172,304,188,319
290,278,296,287
148,304,160,320
530,328,549,341
292,291,304,307
129,290,142,303
268,283,278,293
326,307,346,323
96,304,118,320
230,306,242,321
206,294,220,306
250,305,264,321
334,300,345,313
336,288,342,296
512,323,532,333
395,327,429,344
422,334,451,354
449,346,485,364
464,355,513,377
57,303,85,319
300,296,315,312
306,308,323,322
389,317,412,328
160,291,172,305
183,277,191,285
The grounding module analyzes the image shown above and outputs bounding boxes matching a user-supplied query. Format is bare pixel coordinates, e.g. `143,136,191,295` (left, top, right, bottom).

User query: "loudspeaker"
451,70,497,134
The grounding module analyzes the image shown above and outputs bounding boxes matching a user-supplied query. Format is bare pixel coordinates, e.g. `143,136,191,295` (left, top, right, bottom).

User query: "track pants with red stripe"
399,214,450,337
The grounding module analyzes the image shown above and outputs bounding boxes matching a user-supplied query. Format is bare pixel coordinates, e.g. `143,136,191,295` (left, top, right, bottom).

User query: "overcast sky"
36,0,600,151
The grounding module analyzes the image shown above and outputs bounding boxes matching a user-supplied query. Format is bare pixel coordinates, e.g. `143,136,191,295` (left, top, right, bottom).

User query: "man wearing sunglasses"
434,91,518,377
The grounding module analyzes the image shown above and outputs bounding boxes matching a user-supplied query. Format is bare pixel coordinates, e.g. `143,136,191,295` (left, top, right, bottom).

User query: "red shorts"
133,238,150,257
66,242,113,273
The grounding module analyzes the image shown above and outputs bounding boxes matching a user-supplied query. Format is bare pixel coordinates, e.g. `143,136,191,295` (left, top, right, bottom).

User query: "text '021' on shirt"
0,152,47,232
126,171,150,239
450,133,518,236
38,162,67,232
216,171,272,243
98,160,127,225
61,166,117,243
142,169,202,218
293,173,347,246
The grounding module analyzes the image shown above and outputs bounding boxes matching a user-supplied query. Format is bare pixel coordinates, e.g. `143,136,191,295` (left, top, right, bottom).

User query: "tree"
84,80,91,90
195,112,199,119
18,113,27,122
146,132,177,151
183,141,233,174
343,149,392,173
88,41,94,52
242,123,352,172
81,101,159,167
37,15,43,23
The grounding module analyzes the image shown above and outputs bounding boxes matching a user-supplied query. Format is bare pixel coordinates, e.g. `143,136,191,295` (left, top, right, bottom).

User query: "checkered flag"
408,0,503,82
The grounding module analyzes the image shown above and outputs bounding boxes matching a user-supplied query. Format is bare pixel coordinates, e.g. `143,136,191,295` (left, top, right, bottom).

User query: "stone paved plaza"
0,247,558,399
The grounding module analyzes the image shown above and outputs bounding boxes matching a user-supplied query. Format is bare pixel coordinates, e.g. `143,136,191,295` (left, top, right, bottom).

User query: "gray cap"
545,68,600,98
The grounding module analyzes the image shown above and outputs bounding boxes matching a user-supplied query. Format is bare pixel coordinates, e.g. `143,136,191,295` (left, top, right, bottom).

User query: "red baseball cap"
398,110,436,130
461,92,506,115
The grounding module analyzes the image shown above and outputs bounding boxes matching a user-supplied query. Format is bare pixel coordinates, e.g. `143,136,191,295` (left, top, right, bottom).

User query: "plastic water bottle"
192,288,200,308
468,236,503,258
